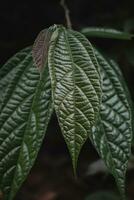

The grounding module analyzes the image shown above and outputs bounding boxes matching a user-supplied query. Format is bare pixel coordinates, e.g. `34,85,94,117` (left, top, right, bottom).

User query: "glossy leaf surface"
0,47,31,110
48,26,102,172
91,48,132,198
0,51,53,200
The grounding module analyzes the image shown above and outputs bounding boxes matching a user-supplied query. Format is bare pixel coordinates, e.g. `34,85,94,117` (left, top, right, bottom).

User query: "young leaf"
0,51,53,200
32,29,52,72
91,48,132,199
48,26,102,173
0,47,31,110
81,27,133,40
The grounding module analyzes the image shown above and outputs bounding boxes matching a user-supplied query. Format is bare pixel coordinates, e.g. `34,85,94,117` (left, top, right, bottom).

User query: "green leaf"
81,27,133,40
0,51,53,200
109,59,134,148
0,47,31,110
91,48,132,199
48,26,102,173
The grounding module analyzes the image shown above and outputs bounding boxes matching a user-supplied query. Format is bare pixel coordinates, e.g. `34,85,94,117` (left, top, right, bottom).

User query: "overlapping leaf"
32,29,53,72
91,48,132,198
0,47,31,110
81,27,133,40
48,26,102,172
0,50,53,200
0,23,132,200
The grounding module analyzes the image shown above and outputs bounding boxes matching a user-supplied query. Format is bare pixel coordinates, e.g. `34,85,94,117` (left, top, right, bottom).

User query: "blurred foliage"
85,191,120,200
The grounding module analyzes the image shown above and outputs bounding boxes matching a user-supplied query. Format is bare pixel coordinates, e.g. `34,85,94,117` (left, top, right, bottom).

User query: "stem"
60,0,72,29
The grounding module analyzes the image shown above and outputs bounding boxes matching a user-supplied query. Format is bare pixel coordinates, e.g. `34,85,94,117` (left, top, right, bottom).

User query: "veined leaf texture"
0,25,133,200
0,48,53,200
48,26,102,172
91,48,132,199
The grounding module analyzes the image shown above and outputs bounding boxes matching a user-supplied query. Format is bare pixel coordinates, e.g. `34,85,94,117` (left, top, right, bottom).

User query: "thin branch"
60,0,72,29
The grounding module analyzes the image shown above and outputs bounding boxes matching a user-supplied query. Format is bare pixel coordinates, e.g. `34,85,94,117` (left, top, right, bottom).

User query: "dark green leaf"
48,26,102,173
91,48,132,199
81,27,133,40
0,47,31,110
0,51,53,200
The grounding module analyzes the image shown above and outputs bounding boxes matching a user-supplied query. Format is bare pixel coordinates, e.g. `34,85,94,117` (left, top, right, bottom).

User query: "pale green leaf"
91,48,132,199
81,27,133,40
48,26,102,172
0,51,53,200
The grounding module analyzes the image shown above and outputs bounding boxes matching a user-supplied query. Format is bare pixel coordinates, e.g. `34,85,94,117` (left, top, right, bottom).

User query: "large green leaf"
0,51,53,200
91,48,132,198
48,26,102,172
0,47,31,110
81,27,133,40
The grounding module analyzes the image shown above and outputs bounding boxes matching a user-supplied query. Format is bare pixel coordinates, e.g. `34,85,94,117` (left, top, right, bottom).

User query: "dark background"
0,0,134,200
0,0,134,62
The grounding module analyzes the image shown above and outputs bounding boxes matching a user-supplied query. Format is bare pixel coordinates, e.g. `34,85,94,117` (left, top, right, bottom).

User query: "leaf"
109,59,134,148
32,29,52,72
91,48,132,199
81,27,133,40
0,51,53,200
0,47,31,110
48,26,102,173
